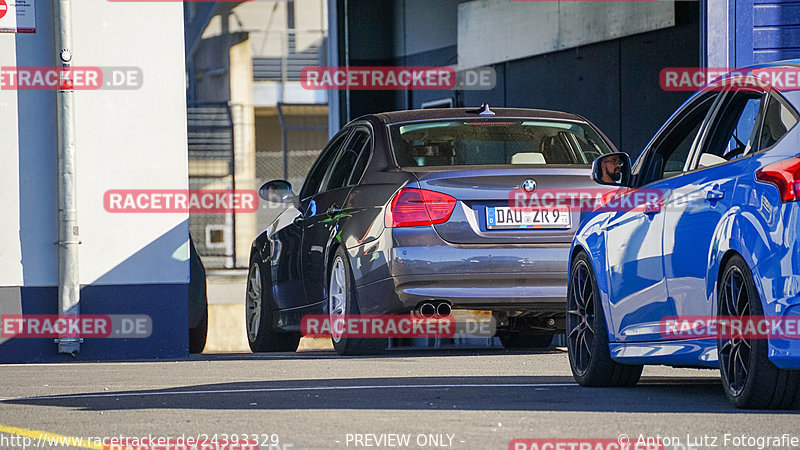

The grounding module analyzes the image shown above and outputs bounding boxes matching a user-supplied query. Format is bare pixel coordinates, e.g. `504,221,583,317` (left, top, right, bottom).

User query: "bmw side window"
299,131,349,200
347,132,373,186
323,129,370,192
695,91,765,168
639,92,719,185
758,94,799,150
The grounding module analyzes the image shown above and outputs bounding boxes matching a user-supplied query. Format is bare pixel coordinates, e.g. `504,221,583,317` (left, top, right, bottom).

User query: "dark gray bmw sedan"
246,105,615,355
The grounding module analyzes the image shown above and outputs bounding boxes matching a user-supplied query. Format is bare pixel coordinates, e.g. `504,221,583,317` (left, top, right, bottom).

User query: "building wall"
336,0,701,158
0,0,190,362
189,0,329,268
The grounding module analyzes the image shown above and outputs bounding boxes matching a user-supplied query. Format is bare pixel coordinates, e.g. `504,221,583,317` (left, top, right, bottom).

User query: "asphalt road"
0,348,798,450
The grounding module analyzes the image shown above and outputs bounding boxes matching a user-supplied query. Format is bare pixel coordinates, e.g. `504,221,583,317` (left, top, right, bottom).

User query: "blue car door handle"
644,202,661,215
706,187,725,201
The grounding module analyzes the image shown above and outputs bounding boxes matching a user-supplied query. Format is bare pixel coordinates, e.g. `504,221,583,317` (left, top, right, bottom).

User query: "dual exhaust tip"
415,301,452,319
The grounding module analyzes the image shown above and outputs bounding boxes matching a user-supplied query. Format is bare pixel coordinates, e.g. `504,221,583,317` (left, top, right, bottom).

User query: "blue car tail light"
755,156,800,202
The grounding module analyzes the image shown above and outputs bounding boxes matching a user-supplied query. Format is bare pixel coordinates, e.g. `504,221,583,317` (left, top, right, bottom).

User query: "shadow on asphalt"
5,375,792,414
199,347,566,361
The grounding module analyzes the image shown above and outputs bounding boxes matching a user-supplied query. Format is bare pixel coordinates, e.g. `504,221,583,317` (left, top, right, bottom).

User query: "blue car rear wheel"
717,255,800,409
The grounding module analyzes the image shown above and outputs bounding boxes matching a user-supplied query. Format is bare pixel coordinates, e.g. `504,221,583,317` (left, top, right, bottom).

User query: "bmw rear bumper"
349,230,570,314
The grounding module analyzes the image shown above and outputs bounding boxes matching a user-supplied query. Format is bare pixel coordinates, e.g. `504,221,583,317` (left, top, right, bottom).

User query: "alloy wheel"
719,266,752,396
329,256,347,343
246,262,262,342
567,260,595,375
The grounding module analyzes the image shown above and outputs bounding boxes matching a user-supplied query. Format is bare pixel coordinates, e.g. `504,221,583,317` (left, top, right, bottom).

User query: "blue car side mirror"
592,152,632,187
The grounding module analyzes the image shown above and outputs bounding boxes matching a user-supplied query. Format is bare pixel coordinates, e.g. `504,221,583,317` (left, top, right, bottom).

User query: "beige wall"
203,0,327,58
230,39,258,268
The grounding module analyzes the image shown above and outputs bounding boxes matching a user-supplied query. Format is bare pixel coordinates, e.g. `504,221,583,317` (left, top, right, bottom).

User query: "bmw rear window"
389,119,612,167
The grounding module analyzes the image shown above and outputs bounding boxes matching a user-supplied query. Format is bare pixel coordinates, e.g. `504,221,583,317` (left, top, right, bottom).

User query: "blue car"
568,62,800,409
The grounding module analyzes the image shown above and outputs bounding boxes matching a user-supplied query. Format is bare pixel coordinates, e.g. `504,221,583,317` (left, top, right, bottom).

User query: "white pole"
54,0,80,355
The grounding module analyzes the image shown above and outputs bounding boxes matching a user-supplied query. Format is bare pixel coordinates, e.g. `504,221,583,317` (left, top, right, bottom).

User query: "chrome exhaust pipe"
417,302,436,318
436,302,452,317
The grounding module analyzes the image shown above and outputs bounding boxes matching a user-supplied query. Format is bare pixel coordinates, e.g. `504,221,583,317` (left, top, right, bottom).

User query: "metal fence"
187,102,236,268
252,29,326,83
254,103,329,230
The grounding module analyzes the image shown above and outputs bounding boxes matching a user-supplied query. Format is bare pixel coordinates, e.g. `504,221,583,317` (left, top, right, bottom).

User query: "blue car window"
638,92,718,185
759,95,799,150
664,119,702,174
701,92,764,164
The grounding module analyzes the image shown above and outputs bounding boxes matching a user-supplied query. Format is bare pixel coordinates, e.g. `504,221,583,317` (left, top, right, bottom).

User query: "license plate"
486,206,571,229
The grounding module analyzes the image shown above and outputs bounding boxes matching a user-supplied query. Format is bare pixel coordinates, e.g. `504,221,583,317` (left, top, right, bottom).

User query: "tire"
567,251,642,387
188,304,208,354
188,236,208,354
717,255,800,409
329,247,387,355
499,333,553,349
245,256,301,353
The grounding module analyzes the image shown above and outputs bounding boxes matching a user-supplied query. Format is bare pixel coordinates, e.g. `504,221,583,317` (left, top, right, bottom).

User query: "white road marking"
5,382,578,401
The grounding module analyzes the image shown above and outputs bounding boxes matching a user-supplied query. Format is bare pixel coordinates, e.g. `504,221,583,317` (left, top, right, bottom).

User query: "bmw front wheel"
246,256,301,353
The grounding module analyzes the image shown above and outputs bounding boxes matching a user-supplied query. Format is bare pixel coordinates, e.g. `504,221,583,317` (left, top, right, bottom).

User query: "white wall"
0,0,189,288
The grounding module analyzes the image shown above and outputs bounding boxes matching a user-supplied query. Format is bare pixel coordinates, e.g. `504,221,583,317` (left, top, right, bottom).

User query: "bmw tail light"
385,188,457,228
755,156,800,202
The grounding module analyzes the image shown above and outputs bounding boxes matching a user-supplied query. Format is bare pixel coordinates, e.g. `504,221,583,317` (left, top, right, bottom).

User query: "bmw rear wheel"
717,255,800,409
329,247,387,355
567,251,642,387
246,256,301,353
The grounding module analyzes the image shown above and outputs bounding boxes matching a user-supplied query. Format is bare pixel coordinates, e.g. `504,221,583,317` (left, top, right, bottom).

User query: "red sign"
0,1,8,21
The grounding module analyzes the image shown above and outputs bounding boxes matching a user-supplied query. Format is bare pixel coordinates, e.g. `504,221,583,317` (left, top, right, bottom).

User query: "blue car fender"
571,212,617,340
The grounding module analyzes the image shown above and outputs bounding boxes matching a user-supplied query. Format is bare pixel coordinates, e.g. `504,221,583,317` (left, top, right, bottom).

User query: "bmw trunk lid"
408,167,601,244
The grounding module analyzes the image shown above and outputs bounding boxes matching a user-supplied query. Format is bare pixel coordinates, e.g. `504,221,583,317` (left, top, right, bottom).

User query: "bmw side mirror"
592,152,631,187
259,180,297,206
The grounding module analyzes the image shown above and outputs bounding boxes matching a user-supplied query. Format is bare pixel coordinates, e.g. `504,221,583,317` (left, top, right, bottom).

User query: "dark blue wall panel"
746,0,800,64
0,284,189,363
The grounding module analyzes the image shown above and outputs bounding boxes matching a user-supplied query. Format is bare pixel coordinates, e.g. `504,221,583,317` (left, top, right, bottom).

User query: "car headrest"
511,152,547,164
698,153,726,168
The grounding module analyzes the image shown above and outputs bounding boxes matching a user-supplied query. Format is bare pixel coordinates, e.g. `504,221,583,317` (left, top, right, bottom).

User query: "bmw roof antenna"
468,103,495,116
